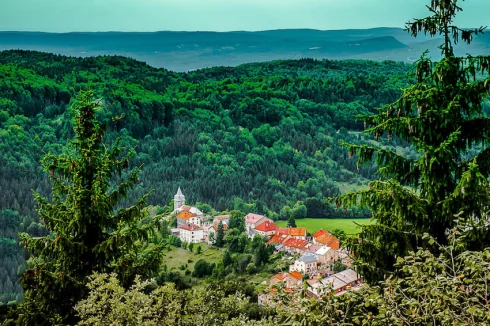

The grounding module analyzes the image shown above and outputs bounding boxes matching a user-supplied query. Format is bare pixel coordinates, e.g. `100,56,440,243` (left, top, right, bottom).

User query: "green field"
163,243,224,271
276,218,373,235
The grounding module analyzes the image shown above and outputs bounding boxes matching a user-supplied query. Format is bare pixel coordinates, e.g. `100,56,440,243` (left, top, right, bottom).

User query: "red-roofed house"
312,229,328,239
269,272,303,289
245,213,271,238
205,224,228,244
253,221,279,237
313,229,340,250
177,211,203,228
266,234,290,246
283,238,310,254
179,223,205,244
277,227,307,240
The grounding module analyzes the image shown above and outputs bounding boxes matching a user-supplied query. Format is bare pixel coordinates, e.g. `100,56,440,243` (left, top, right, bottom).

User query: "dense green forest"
0,51,414,305
0,51,413,218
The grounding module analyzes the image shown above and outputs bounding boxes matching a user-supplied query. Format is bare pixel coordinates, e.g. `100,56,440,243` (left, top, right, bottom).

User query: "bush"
75,273,254,325
246,263,257,274
192,259,214,278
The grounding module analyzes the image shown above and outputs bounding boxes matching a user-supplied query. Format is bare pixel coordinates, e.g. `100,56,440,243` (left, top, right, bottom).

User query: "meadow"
276,218,373,235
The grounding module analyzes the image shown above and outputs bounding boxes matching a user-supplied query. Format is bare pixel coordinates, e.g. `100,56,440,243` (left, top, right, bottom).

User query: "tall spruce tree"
216,221,225,248
335,0,490,282
17,91,165,324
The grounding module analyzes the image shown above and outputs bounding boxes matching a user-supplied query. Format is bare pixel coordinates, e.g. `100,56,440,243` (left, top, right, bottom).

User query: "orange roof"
255,221,278,232
267,234,289,245
316,234,340,250
289,271,303,281
277,227,306,237
177,211,196,221
271,273,288,281
283,238,309,249
313,229,328,238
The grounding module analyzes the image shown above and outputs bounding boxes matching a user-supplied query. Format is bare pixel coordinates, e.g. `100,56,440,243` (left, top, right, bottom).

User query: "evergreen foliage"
334,0,490,282
15,91,164,324
216,221,225,248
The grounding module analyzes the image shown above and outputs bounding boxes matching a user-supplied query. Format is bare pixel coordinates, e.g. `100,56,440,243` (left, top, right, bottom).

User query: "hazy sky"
1,0,488,32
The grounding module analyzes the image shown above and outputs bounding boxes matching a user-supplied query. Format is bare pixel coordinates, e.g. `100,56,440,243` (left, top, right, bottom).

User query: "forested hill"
0,50,414,219
0,50,415,304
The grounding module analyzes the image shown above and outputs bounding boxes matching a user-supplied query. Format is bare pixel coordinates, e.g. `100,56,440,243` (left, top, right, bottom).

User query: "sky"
0,0,489,32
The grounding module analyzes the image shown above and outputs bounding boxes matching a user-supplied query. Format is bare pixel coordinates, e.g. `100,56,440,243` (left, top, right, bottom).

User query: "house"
266,234,290,246
179,223,205,244
339,249,354,267
302,243,322,256
205,223,228,244
309,269,362,297
176,210,202,228
170,228,180,236
312,229,340,250
315,246,339,265
288,271,304,288
290,255,317,275
333,269,361,289
213,215,230,228
258,287,293,307
245,213,271,237
282,238,309,255
253,221,279,237
276,227,307,240
269,272,303,289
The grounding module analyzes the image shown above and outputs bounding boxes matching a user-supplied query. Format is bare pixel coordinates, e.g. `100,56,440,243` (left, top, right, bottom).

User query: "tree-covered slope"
0,53,415,304
0,51,413,221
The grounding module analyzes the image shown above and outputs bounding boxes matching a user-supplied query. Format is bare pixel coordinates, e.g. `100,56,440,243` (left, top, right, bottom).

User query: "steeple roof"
174,187,185,200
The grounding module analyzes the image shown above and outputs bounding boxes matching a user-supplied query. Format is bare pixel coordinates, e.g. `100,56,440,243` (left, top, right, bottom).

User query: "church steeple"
174,187,185,211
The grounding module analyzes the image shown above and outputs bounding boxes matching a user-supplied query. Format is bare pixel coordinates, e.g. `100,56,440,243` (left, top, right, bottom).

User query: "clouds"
0,0,488,32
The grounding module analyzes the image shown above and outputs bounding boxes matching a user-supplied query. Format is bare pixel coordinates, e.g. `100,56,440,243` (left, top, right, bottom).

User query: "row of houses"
259,268,362,305
308,269,362,297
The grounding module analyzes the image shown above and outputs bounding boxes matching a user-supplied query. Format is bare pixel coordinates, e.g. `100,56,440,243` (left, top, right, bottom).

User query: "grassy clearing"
336,182,369,194
276,218,373,235
163,243,224,271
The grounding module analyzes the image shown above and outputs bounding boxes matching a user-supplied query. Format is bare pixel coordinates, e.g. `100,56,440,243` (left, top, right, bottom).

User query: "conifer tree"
216,221,225,248
335,0,490,282
287,215,297,228
17,91,165,324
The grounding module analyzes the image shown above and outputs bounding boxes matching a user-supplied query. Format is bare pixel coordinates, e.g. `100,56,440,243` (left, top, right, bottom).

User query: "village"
168,188,363,305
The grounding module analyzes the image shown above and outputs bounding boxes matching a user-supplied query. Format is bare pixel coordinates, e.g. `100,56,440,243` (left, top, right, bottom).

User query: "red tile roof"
277,227,306,237
266,234,289,245
289,271,303,281
313,229,328,239
283,238,309,249
316,234,340,250
177,211,196,221
271,273,288,281
254,221,279,232
179,223,201,231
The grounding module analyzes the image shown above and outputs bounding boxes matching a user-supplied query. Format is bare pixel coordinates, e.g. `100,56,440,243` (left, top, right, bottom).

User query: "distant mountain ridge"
0,28,489,71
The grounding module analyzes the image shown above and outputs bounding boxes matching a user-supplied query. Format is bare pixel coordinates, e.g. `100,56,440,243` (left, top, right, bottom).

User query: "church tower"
174,187,185,211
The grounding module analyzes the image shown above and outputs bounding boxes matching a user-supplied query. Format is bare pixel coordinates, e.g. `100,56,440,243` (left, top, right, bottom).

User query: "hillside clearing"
276,218,373,235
